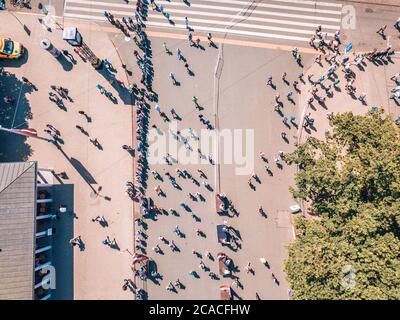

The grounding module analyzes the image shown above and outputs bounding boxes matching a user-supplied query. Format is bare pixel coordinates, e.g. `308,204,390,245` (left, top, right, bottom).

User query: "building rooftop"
0,161,37,300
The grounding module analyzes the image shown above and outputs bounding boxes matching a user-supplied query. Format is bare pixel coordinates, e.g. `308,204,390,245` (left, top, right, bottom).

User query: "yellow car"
0,37,24,59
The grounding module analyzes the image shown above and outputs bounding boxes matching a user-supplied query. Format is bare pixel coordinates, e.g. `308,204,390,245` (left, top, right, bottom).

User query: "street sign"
345,43,353,54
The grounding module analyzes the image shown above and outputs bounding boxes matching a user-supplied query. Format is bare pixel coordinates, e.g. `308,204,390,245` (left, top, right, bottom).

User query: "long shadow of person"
78,239,85,252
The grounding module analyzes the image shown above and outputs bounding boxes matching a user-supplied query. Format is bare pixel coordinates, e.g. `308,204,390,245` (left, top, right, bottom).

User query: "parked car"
289,204,301,214
0,37,24,59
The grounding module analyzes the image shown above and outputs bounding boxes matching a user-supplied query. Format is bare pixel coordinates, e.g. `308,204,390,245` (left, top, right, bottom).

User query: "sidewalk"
0,11,134,299
340,1,400,53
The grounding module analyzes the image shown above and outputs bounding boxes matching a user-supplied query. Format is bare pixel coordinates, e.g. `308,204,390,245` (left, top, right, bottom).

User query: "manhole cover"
365,8,373,13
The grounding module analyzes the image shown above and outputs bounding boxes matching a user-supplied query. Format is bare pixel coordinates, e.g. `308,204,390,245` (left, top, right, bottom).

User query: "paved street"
124,37,311,299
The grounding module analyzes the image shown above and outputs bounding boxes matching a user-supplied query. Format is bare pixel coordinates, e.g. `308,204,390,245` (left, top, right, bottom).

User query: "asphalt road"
112,18,314,298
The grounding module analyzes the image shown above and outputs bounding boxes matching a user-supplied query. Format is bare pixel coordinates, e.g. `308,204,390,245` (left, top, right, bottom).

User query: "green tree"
284,111,400,299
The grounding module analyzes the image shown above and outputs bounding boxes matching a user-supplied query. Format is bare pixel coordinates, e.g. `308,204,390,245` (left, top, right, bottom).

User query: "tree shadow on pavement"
0,68,33,161
97,66,132,105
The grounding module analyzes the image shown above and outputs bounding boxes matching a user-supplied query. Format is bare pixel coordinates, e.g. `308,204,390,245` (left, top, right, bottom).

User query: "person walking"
69,236,81,246
102,236,111,246
177,48,182,60
169,72,177,85
153,245,162,253
46,124,58,134
376,25,387,37
163,42,170,54
309,35,316,47
207,32,213,46
245,262,253,274
3,95,14,104
358,93,367,103
22,77,36,90
184,16,189,29
175,279,182,288
272,273,278,285
395,17,400,30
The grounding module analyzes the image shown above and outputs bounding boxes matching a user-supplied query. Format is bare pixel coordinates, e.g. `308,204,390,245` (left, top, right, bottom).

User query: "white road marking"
64,0,343,43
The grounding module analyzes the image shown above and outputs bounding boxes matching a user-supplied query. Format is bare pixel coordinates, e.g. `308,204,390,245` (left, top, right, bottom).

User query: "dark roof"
0,161,37,300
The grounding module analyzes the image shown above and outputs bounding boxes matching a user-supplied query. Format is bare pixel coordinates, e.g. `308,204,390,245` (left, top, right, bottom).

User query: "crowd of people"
100,1,400,300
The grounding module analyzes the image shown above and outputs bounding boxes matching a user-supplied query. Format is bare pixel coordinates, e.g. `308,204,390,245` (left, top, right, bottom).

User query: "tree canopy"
284,110,400,300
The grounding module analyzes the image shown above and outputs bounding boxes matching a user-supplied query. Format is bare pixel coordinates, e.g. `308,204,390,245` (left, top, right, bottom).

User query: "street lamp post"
39,39,61,58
